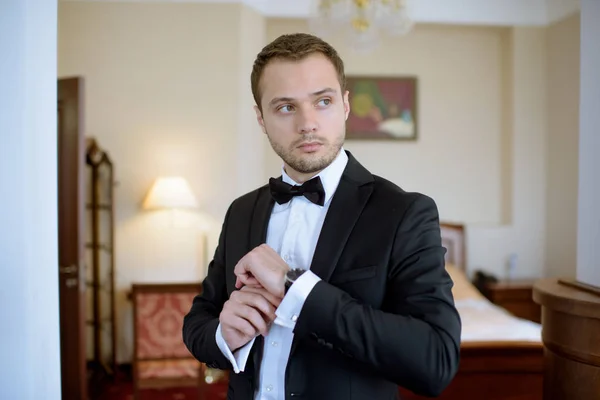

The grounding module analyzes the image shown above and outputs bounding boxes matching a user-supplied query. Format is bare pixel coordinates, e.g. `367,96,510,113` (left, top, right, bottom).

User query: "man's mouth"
297,142,323,152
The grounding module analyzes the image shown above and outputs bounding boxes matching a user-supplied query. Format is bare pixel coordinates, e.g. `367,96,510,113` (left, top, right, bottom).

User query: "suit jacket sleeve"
292,193,461,397
182,205,234,370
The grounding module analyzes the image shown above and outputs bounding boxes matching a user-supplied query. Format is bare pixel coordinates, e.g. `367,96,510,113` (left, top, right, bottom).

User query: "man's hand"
219,285,282,351
234,244,290,298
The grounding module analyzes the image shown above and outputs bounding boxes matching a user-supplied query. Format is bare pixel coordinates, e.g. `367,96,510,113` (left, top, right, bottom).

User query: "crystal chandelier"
309,0,415,52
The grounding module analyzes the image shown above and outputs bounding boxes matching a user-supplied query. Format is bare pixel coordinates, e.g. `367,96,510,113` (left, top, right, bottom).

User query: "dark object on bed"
472,269,499,293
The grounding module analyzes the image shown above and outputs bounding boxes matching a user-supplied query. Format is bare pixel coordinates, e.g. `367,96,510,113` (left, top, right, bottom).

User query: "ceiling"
66,0,581,26
244,0,580,25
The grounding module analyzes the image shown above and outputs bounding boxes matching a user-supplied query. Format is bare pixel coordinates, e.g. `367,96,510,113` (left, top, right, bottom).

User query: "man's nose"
296,107,318,134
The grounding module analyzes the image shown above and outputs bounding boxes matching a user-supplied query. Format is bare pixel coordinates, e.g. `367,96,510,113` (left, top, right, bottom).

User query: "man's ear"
254,105,267,134
343,90,350,120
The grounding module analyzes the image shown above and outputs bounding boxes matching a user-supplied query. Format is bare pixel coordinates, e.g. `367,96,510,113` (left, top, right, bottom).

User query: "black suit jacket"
183,151,461,400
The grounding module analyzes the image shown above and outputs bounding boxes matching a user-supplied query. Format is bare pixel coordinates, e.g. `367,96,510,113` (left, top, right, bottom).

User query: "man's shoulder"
371,175,430,202
227,183,270,213
346,152,433,207
367,175,439,220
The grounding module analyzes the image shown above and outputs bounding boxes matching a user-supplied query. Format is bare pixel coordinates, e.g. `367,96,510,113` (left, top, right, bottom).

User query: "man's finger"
234,258,258,281
241,286,282,308
226,315,256,338
224,300,270,336
236,275,260,287
233,290,277,320
235,306,269,336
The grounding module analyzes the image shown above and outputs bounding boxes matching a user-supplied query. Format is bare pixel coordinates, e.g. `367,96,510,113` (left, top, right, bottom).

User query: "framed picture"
345,76,418,140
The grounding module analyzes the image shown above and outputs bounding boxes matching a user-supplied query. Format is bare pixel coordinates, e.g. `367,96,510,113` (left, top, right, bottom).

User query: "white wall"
576,0,600,288
0,0,61,398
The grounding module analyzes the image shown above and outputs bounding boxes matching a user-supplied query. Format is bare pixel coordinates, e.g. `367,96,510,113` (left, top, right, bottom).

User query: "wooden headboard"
440,222,466,271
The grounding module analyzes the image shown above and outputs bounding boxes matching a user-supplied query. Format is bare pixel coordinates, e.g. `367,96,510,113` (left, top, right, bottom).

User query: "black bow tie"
269,176,326,206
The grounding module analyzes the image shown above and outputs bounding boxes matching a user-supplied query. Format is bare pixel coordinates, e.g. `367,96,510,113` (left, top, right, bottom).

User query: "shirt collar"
281,148,348,206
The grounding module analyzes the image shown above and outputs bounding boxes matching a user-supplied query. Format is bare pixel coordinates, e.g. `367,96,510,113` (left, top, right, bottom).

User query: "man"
183,33,461,400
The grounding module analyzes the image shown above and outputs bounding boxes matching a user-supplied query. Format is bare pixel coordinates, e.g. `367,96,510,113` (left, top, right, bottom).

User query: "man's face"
255,53,350,182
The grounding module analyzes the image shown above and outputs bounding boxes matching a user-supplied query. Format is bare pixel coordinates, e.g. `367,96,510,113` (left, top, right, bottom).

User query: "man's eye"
318,98,331,107
279,105,294,113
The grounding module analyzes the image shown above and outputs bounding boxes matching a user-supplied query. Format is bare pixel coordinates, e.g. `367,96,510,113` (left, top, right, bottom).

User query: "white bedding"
456,298,542,343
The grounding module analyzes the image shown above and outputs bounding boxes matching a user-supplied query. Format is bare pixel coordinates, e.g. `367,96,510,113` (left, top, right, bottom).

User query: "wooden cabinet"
533,278,600,400
483,280,542,323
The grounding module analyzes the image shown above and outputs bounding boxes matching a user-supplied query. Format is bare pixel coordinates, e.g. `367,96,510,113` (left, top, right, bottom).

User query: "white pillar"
0,1,61,399
576,0,600,288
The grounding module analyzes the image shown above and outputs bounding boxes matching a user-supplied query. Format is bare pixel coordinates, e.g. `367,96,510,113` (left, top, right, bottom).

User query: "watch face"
288,268,305,281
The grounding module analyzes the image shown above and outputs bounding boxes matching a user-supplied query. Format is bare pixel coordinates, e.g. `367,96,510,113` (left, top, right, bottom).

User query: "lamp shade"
142,176,199,210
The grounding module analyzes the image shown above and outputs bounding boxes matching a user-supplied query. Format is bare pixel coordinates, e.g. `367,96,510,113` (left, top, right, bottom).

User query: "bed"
398,223,544,400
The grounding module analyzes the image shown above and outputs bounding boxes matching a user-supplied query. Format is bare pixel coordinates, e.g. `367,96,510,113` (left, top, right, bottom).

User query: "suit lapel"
308,180,373,282
309,151,374,282
249,185,275,250
290,152,373,355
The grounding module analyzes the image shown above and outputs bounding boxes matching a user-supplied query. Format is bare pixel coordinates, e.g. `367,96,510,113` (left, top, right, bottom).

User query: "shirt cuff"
215,322,254,373
274,270,321,329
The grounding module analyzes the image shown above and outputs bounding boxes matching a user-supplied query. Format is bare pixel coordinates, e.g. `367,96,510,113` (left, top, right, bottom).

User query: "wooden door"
58,77,88,400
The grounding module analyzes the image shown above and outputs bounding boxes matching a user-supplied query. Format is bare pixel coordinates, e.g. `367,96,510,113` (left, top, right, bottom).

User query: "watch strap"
284,268,306,294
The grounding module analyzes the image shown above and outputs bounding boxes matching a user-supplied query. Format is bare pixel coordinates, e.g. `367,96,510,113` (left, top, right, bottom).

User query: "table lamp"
142,176,209,277
142,176,199,211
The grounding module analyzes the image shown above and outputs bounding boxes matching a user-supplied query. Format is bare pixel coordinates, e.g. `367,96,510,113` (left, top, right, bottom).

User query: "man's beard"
267,131,344,175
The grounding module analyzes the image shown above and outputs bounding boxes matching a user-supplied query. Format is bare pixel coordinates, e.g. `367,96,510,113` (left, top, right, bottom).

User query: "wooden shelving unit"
85,138,117,380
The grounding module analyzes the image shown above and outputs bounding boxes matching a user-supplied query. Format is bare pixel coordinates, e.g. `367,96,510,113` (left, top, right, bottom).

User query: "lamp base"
198,231,209,279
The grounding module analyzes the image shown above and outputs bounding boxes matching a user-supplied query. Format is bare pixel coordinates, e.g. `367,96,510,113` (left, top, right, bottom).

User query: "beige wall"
469,27,548,280
266,20,549,280
545,13,580,279
236,5,269,195
58,2,267,362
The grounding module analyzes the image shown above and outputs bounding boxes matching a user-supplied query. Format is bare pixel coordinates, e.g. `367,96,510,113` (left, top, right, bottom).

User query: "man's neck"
284,167,321,184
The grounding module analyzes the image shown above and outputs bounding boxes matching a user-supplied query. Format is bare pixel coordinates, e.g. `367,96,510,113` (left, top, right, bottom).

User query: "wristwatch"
284,268,306,294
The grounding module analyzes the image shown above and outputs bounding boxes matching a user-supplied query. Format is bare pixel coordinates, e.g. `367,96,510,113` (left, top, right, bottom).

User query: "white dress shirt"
215,148,349,400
